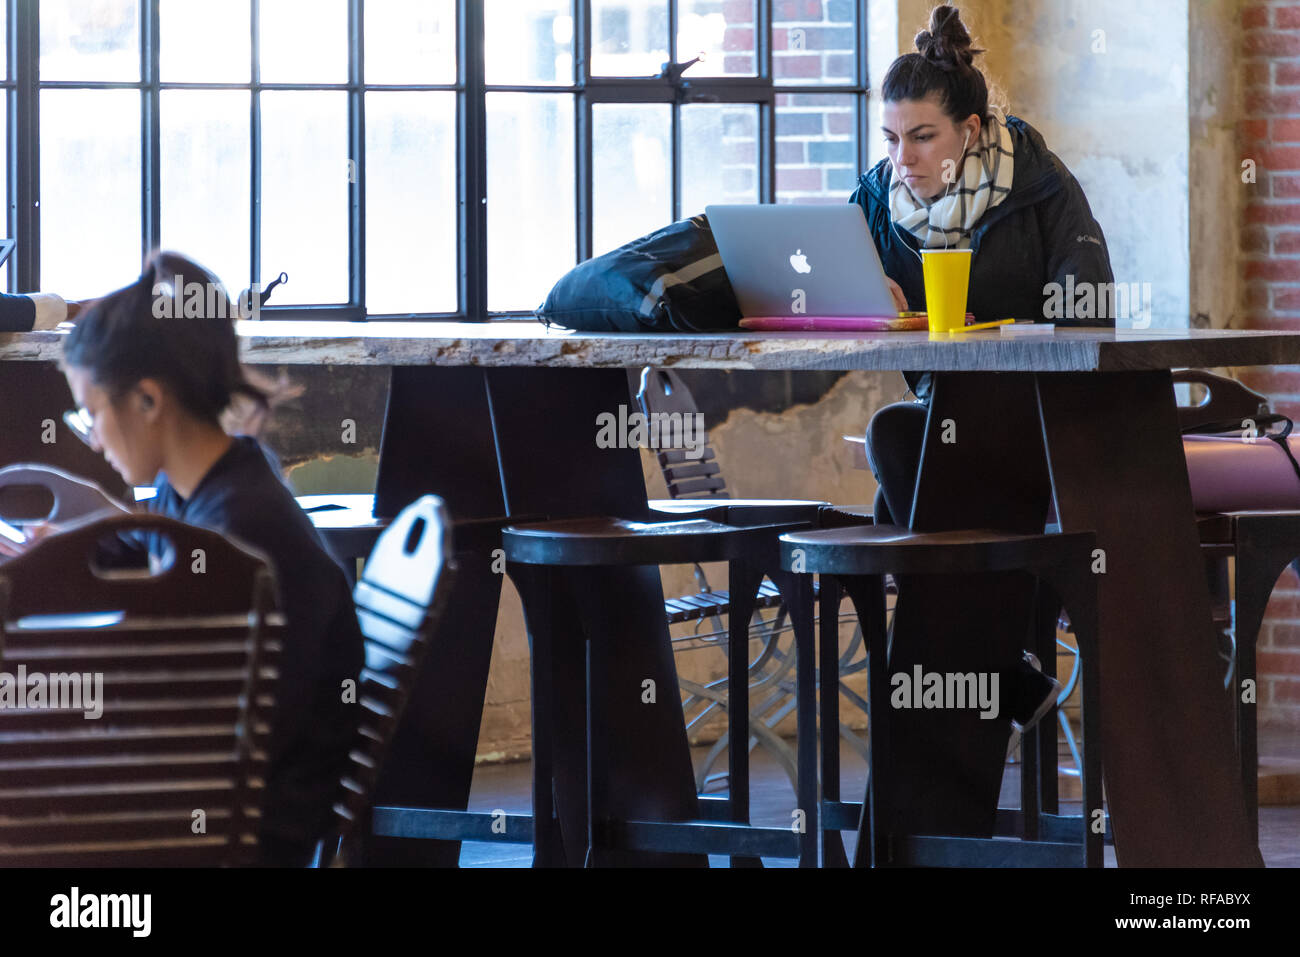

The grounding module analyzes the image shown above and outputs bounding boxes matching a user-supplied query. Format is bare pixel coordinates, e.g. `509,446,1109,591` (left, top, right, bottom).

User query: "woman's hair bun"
915,4,982,72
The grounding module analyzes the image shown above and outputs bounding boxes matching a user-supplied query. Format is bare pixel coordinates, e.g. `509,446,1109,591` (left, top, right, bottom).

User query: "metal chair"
636,367,866,794
0,512,281,866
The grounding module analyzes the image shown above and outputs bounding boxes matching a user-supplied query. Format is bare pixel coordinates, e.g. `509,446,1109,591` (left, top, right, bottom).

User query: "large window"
6,0,866,317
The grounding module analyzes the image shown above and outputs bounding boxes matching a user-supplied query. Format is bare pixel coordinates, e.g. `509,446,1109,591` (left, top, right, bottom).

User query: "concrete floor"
454,726,1300,867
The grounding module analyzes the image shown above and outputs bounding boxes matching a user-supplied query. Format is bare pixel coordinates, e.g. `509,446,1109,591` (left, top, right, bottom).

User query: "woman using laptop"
855,2,1115,406
851,5,1114,846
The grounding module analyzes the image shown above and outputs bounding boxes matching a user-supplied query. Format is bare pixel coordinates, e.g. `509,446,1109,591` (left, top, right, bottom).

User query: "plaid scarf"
888,104,1015,251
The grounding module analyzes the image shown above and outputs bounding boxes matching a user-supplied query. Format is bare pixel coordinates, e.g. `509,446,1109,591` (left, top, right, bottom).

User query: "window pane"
40,90,141,299
260,0,347,83
487,93,574,312
681,103,758,217
593,104,670,255
260,92,348,304
485,0,572,86
365,0,456,85
39,0,140,82
160,90,251,298
365,92,457,314
591,0,666,77
776,93,857,203
160,0,251,83
681,0,754,78
774,0,857,86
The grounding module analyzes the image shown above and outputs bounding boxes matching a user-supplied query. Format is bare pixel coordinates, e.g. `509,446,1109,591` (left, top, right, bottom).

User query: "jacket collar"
858,115,1064,234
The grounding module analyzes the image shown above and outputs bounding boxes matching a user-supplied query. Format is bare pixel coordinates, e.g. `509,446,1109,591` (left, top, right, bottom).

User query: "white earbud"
889,125,976,261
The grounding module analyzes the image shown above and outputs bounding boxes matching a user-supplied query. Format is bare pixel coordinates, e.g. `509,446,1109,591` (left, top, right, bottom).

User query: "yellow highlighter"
949,318,1017,334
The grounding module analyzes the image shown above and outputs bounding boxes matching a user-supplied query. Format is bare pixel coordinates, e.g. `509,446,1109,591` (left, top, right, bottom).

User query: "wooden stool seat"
650,498,829,526
504,516,760,567
781,524,1096,577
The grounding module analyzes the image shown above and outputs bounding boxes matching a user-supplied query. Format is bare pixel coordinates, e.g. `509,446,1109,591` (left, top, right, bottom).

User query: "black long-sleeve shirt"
139,436,363,865
0,293,48,331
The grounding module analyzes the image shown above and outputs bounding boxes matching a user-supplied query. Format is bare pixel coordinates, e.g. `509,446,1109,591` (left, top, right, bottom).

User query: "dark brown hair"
881,5,990,127
63,251,274,428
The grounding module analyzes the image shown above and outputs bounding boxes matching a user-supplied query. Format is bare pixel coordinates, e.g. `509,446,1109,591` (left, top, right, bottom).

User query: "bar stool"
503,514,820,867
778,523,1103,867
1223,511,1300,839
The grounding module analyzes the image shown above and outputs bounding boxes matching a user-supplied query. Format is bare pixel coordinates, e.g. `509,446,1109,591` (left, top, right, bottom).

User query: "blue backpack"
535,215,741,333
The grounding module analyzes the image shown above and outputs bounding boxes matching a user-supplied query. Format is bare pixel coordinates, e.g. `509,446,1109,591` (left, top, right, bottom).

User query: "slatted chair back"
1172,369,1269,432
331,494,455,853
0,512,280,867
0,464,127,525
636,367,728,499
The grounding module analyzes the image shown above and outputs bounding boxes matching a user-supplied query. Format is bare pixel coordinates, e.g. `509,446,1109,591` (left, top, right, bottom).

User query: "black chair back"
0,513,280,866
1172,369,1269,431
331,494,455,856
636,367,728,499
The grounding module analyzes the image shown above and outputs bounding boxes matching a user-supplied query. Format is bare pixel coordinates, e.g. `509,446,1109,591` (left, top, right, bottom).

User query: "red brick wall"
1239,0,1300,727
710,0,858,203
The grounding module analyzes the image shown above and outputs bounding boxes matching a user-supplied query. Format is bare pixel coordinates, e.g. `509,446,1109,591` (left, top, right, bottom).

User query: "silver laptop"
706,204,899,317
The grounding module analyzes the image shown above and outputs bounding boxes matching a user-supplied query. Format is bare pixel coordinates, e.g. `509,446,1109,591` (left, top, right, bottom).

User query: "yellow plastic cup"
921,248,973,337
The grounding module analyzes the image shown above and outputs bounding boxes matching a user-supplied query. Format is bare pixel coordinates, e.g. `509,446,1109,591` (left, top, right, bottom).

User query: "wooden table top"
4,320,1299,372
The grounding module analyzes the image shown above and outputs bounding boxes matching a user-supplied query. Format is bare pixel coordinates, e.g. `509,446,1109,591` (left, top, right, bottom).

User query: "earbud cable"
889,127,972,264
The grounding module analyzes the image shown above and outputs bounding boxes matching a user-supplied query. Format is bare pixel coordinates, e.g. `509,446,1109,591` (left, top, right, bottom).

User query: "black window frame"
5,0,869,320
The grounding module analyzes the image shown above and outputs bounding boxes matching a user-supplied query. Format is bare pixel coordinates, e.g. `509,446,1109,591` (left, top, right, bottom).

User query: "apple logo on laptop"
789,249,812,274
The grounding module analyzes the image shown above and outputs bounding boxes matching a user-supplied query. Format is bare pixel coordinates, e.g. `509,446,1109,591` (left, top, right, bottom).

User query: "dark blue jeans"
864,401,927,526
864,400,1039,838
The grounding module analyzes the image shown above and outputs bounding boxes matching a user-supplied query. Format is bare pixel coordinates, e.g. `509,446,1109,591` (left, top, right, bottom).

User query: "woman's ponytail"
915,5,982,73
882,5,992,127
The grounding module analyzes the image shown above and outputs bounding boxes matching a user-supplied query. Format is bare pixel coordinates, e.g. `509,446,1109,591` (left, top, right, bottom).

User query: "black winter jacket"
850,114,1115,400
128,438,363,865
